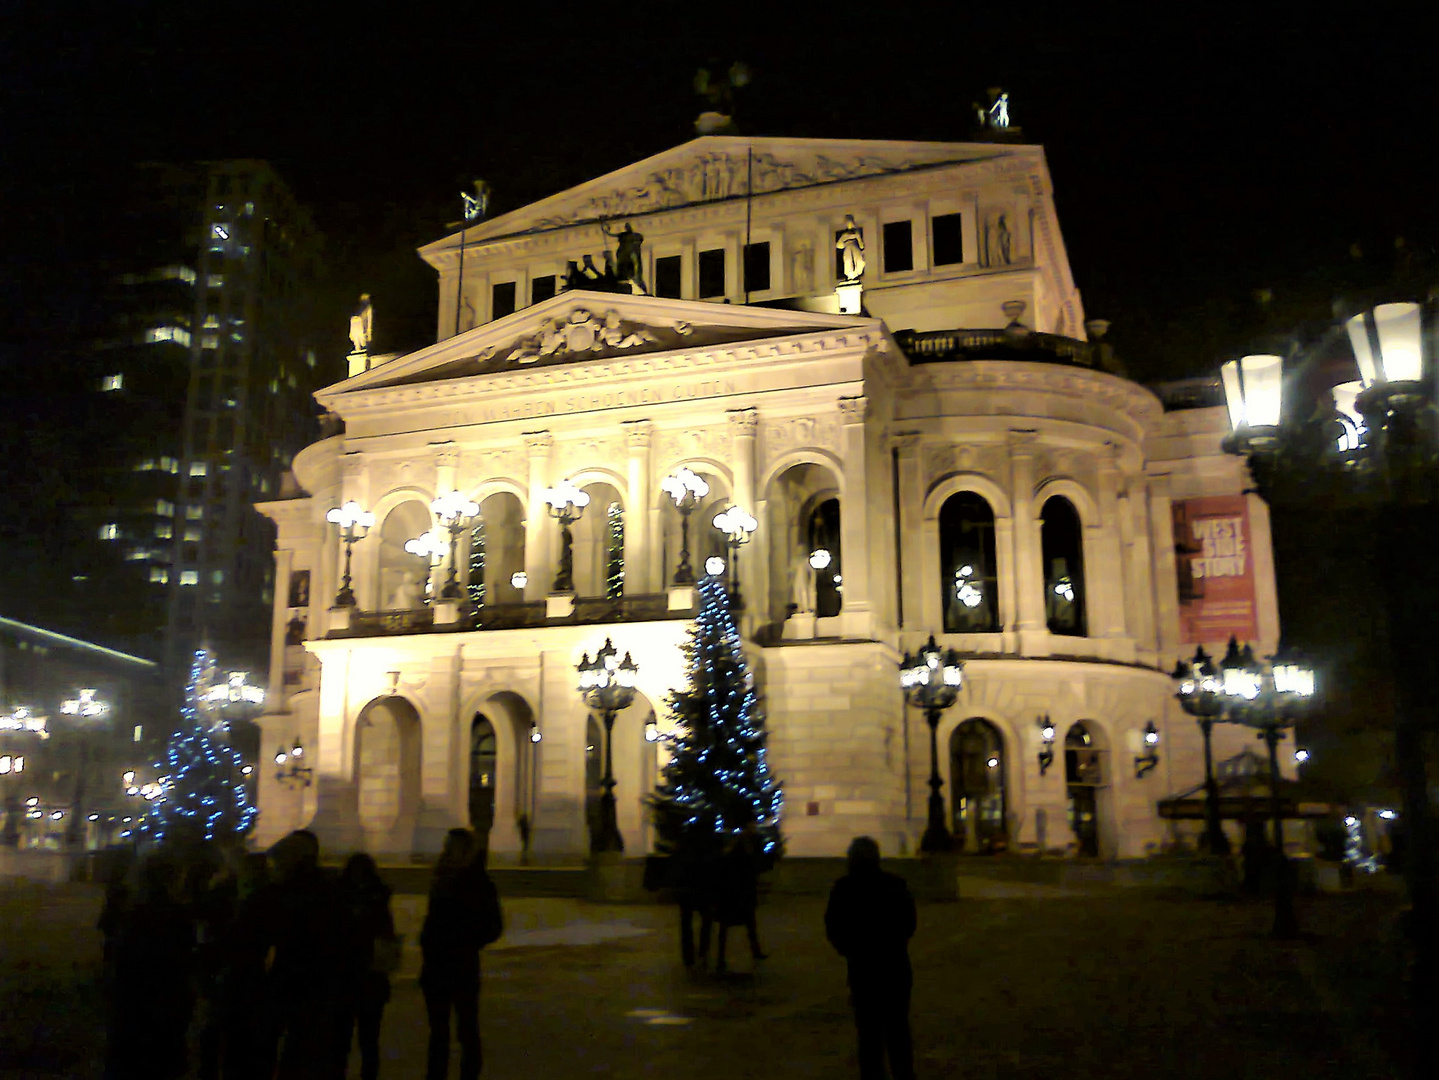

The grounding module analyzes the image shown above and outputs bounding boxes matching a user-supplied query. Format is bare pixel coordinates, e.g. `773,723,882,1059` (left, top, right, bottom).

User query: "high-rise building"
8,160,328,688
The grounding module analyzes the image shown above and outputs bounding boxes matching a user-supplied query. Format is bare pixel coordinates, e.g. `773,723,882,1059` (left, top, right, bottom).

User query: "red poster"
1173,495,1258,644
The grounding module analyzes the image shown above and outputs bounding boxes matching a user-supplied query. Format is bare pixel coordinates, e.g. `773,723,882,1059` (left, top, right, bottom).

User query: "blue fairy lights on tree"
651,574,782,858
143,648,258,845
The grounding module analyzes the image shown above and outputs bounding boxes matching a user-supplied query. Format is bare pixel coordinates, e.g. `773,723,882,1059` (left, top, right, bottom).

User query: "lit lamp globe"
705,556,725,576
1220,353,1284,454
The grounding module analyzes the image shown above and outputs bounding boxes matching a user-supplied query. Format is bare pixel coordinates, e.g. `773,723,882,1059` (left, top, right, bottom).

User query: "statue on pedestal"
789,544,817,615
836,215,865,282
602,222,647,294
349,293,373,354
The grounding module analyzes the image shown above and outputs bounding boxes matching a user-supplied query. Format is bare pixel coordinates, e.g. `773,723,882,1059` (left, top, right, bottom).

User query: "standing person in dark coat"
712,825,769,971
825,836,917,1080
103,853,195,1080
341,853,396,1080
421,829,503,1080
264,829,355,1080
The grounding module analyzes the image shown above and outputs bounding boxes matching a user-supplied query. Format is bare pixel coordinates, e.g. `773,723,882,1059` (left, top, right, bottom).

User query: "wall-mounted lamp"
275,736,314,788
1037,714,1056,775
529,725,542,744
1134,720,1160,778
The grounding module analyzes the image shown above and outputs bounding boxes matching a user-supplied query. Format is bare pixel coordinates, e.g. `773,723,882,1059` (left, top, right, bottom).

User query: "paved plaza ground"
0,876,1419,1079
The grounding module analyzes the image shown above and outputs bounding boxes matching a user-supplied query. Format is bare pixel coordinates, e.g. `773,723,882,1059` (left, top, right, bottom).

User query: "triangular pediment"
318,291,878,401
421,136,1031,259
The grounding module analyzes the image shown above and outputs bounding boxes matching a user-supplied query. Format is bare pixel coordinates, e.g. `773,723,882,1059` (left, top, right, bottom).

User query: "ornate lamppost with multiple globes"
326,500,375,607
899,635,965,853
405,529,446,601
660,468,710,585
1220,299,1439,1039
1171,646,1231,855
542,479,590,593
712,506,758,609
431,490,480,600
1173,639,1314,938
576,638,638,853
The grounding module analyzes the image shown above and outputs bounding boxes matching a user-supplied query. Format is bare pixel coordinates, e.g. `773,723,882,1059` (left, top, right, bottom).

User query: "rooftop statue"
349,293,373,353
602,222,648,294
461,179,491,223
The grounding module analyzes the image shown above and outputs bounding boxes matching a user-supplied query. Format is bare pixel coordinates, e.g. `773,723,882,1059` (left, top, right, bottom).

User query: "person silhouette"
825,836,917,1080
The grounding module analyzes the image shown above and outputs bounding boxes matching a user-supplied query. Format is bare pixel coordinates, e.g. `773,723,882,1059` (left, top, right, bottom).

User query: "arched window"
1040,496,1086,636
949,718,1007,853
808,497,841,618
467,519,486,605
939,492,999,633
1064,721,1103,857
606,502,624,600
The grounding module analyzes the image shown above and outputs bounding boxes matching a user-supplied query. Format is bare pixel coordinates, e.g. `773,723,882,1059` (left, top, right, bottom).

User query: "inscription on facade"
468,380,739,424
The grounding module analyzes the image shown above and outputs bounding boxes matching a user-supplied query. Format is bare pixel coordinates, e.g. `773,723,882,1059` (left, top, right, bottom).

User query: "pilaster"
523,431,553,601
837,395,874,637
892,433,923,630
1008,430,1047,652
623,421,654,595
1093,446,1130,645
1148,472,1181,655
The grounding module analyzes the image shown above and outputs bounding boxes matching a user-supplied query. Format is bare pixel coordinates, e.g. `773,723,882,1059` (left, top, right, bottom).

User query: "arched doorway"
764,461,843,627
355,696,422,855
1065,721,1104,857
949,719,1007,853
469,714,497,836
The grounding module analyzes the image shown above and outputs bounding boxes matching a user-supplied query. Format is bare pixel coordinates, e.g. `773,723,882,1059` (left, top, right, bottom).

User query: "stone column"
1008,431,1047,652
838,396,873,635
892,433,924,630
268,547,293,702
1093,445,1130,645
1120,477,1157,655
432,441,460,597
727,409,761,626
522,431,553,601
622,421,653,594
1148,472,1181,655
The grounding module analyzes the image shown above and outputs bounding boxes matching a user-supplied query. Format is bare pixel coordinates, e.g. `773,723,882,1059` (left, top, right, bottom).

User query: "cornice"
906,360,1164,426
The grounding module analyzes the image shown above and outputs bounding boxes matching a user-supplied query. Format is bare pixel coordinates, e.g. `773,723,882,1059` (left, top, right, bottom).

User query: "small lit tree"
651,575,782,859
143,649,258,846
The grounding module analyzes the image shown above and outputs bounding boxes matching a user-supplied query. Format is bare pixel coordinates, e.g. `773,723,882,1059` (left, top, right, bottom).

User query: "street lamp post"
326,501,375,607
59,688,108,848
1172,646,1232,856
576,638,638,854
1220,299,1439,1007
542,479,590,593
1173,638,1313,938
661,468,710,585
712,506,758,610
405,529,447,601
431,490,480,600
899,635,965,854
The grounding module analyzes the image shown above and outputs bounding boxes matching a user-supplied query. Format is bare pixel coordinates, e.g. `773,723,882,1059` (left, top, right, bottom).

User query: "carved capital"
341,452,366,480
889,431,922,456
523,430,553,457
431,440,460,469
727,407,759,437
1007,428,1040,455
838,395,869,422
623,419,654,453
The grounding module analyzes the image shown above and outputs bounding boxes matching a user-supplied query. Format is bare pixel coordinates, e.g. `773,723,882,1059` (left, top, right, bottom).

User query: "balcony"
327,593,688,639
895,327,1122,374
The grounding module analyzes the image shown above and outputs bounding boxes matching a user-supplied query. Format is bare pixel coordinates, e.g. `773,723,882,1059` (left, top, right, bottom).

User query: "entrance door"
469,714,497,836
949,719,1007,853
1065,721,1102,857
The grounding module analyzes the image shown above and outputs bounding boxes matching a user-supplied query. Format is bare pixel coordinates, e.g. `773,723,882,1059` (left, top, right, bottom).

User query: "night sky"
4,3,1437,379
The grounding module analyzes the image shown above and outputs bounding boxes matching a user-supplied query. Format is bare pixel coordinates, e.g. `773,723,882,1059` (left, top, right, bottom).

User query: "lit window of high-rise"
179,570,199,586
155,523,173,539
189,462,208,478
100,374,124,391
98,523,119,540
186,506,204,519
156,500,175,516
149,567,169,584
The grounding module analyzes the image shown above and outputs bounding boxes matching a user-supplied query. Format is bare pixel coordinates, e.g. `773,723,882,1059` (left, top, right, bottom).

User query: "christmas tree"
144,649,258,846
651,574,783,859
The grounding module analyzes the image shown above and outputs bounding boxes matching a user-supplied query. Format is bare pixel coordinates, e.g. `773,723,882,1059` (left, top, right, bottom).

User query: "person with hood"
421,829,503,1080
824,836,917,1080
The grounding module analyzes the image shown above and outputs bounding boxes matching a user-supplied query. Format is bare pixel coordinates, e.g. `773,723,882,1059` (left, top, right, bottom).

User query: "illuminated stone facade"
255,137,1280,862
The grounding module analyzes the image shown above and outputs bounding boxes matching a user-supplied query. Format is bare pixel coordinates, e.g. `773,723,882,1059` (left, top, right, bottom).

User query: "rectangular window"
180,570,199,586
145,326,192,347
531,275,557,305
189,462,208,478
100,373,124,392
932,212,965,266
149,567,168,584
156,499,174,517
99,524,119,540
201,334,219,349
208,274,224,288
155,523,173,539
698,248,726,298
203,314,220,329
184,527,203,542
883,220,914,273
133,725,143,742
211,569,224,584
743,242,771,293
655,255,682,298
125,549,149,562
492,281,517,319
